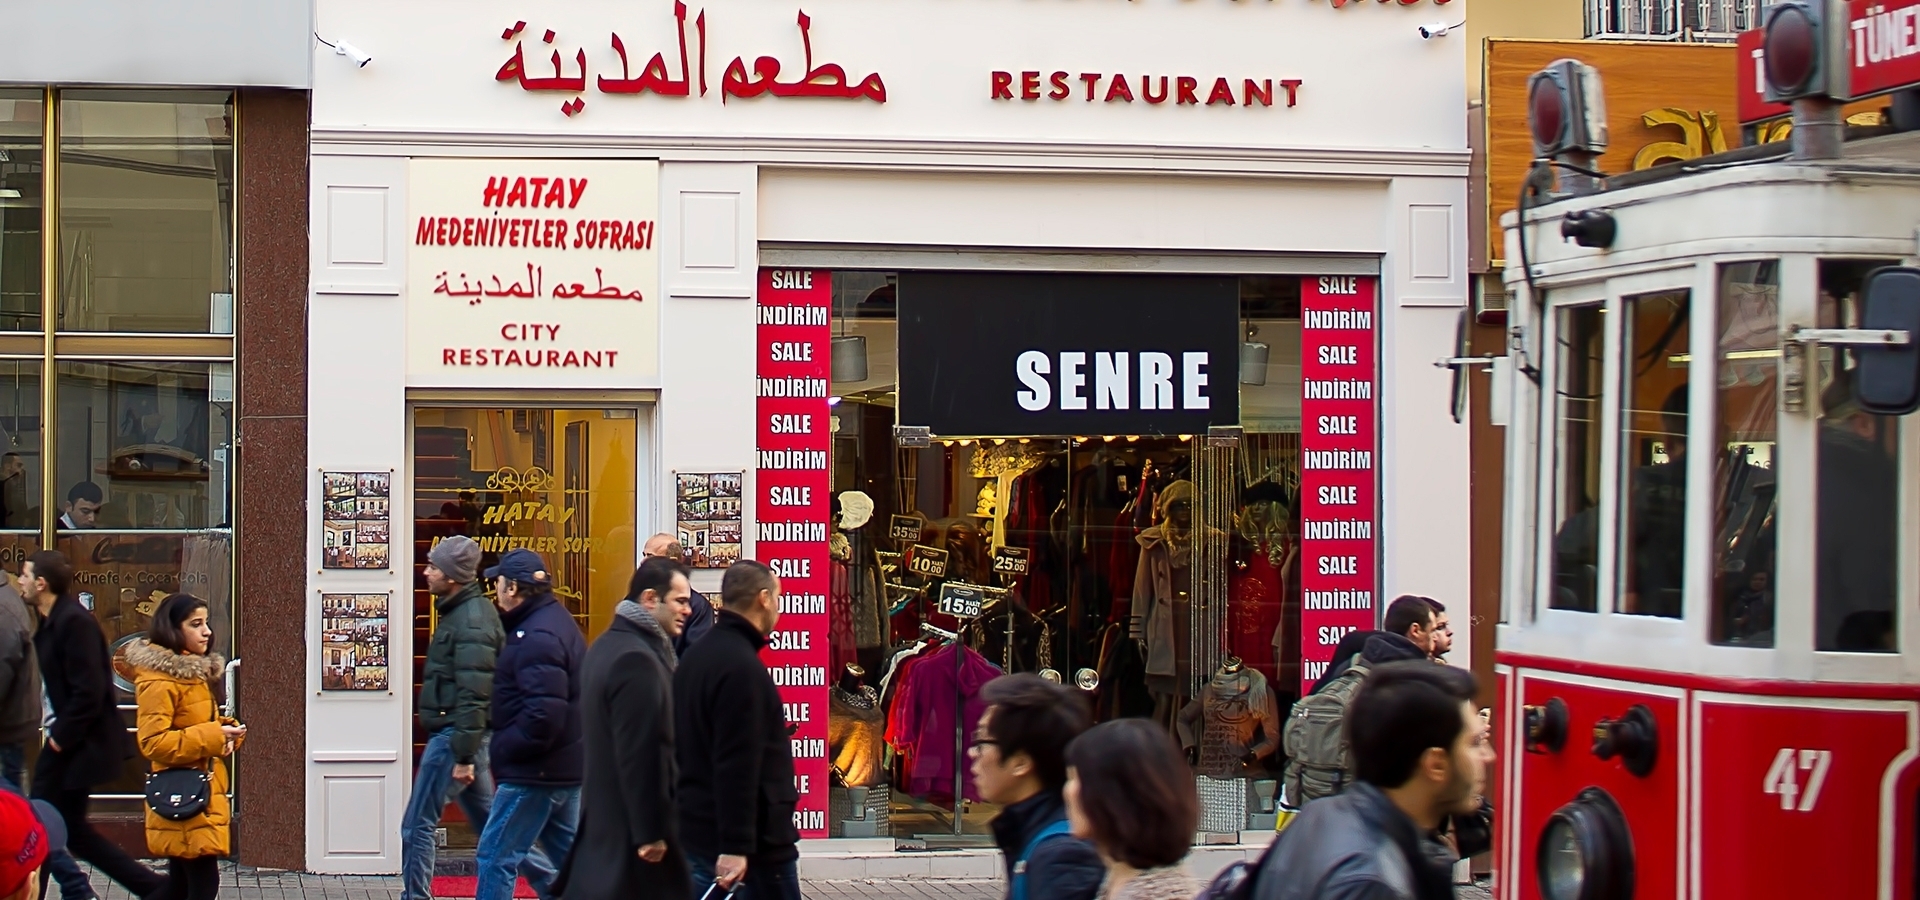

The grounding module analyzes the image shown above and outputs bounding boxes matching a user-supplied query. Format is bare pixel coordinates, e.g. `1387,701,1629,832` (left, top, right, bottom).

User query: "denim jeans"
400,730,553,900
473,783,579,900
0,743,96,900
689,855,803,900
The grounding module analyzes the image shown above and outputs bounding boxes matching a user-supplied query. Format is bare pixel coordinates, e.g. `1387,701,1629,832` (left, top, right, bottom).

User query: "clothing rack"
919,620,966,835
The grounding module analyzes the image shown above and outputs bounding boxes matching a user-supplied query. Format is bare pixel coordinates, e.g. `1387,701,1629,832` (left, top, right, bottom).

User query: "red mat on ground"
429,876,537,899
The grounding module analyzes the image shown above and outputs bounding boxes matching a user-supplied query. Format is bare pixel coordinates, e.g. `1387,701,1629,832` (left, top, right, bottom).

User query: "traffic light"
1762,0,1848,103
1526,59,1608,159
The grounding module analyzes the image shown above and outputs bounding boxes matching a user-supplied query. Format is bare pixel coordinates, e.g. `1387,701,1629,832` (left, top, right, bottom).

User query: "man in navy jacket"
474,549,585,900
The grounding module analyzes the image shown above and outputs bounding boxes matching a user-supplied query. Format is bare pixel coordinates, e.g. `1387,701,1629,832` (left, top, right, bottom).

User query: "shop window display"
825,272,1306,843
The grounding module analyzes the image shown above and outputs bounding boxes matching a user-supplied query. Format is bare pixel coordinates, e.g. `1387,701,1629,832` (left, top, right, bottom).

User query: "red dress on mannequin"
1228,539,1287,685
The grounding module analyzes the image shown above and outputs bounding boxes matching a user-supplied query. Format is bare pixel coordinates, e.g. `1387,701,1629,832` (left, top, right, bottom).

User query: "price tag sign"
991,546,1031,576
936,583,985,618
889,514,926,542
907,545,949,578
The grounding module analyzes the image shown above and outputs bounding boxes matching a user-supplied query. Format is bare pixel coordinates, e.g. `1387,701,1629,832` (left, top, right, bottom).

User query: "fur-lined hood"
124,638,225,682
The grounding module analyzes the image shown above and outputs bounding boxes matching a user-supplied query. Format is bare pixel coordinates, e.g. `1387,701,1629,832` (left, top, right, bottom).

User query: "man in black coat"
674,560,801,900
23,551,163,897
564,556,694,900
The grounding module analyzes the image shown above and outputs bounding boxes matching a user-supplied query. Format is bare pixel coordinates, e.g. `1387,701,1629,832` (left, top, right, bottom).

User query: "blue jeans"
401,730,554,900
474,783,578,900
689,855,803,900
0,743,94,900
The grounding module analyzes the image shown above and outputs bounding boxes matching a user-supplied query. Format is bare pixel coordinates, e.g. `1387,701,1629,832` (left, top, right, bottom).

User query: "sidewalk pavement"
74,862,1496,900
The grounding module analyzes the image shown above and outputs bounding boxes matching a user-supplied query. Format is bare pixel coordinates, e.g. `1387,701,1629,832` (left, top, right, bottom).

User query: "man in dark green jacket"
401,536,553,900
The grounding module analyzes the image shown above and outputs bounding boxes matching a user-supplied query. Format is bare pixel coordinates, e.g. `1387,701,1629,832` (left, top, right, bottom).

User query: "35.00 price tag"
907,545,949,578
889,514,926,542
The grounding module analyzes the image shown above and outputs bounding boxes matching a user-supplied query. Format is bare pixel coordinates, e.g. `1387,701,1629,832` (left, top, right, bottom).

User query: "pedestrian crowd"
0,524,1489,900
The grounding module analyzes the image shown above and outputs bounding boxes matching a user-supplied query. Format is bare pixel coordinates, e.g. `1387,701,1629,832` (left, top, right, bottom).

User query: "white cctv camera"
1419,22,1454,39
334,42,372,67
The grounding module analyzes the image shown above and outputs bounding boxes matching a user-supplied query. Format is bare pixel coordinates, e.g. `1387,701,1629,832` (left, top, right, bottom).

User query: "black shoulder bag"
144,701,217,821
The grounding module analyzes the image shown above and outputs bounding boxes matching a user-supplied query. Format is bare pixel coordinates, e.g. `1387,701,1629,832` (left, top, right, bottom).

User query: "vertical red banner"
754,268,831,839
1297,275,1379,698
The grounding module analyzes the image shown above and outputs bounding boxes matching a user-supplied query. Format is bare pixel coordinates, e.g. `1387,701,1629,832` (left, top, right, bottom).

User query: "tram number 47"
1762,748,1833,812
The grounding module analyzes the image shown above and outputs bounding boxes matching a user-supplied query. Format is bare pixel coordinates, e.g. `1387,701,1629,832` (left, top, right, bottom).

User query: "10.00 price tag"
907,545,949,578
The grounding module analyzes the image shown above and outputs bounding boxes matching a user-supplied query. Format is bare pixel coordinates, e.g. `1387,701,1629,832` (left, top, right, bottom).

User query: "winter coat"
0,583,41,749
128,640,233,859
990,790,1102,900
34,595,138,792
1251,782,1455,900
417,582,503,764
564,612,688,900
673,610,799,864
489,593,586,786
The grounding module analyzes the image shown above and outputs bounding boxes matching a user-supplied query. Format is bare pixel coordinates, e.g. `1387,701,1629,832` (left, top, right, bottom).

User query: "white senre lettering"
1016,350,1210,411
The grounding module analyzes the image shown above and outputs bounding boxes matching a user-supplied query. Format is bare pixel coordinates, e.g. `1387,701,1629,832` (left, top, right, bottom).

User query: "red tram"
1494,8,1920,898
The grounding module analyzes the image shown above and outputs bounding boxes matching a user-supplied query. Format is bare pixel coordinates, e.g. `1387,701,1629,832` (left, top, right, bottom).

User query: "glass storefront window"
827,271,1302,842
0,90,43,332
1815,259,1901,652
1712,262,1778,646
58,90,233,334
1618,290,1689,618
55,361,231,529
1548,304,1603,613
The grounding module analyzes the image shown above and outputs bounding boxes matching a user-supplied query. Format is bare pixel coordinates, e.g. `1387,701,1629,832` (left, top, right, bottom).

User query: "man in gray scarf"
561,556,693,900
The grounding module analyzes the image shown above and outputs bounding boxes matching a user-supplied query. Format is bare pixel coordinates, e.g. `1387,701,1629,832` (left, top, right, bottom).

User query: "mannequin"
1131,478,1212,721
1176,656,1282,779
829,663,884,788
1228,480,1295,685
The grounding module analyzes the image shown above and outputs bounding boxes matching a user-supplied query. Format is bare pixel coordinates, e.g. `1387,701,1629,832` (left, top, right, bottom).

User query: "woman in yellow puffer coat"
129,593,245,900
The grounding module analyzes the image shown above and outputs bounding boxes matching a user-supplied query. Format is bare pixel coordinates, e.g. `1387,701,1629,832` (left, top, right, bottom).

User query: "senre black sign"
898,273,1239,437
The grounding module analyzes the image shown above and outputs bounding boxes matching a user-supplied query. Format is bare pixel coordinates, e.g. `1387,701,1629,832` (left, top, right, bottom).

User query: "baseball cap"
0,792,62,896
483,548,550,585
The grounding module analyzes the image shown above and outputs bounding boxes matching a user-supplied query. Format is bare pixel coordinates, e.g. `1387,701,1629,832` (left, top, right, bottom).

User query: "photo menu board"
1297,275,1379,697
753,268,832,839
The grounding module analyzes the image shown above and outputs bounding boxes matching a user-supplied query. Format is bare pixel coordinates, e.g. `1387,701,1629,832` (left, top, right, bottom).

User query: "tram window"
1815,259,1901,652
1549,304,1604,613
1618,290,1689,619
1712,262,1778,647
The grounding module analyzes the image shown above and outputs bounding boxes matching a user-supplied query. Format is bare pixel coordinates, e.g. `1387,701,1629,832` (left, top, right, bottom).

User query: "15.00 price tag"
937,583,985,618
907,545,949,578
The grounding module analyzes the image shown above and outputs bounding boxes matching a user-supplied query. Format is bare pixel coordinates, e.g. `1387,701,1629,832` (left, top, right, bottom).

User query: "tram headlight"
1535,787,1634,900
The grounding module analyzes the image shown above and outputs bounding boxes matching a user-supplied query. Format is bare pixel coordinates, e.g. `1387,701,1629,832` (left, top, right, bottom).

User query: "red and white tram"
1494,9,1920,898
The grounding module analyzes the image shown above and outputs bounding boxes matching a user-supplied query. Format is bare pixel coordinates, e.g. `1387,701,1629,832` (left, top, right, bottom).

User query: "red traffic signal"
1526,59,1608,159
1762,0,1847,102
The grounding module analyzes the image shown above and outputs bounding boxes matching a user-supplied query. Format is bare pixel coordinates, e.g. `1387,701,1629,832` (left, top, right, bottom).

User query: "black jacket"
990,790,1102,900
1252,782,1454,900
34,595,137,792
565,615,688,900
418,583,504,764
672,587,714,656
489,593,586,786
673,610,799,863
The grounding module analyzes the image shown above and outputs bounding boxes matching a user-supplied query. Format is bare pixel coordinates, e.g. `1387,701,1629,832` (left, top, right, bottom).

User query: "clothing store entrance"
406,402,645,848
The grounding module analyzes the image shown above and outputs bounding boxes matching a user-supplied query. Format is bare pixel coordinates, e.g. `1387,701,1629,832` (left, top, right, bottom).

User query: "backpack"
1009,819,1074,900
1281,656,1371,806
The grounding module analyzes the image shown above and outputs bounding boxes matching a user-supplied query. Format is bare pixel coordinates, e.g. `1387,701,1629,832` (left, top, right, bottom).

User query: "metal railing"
1585,0,1764,42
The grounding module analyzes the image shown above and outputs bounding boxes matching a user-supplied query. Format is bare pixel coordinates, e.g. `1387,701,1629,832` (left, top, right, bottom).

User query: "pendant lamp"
831,335,869,383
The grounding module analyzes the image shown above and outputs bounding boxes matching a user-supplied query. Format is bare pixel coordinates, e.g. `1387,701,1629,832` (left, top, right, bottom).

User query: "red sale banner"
754,267,832,839
1297,275,1379,697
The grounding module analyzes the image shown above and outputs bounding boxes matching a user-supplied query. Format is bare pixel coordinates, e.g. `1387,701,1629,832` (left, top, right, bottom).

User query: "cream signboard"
407,158,661,387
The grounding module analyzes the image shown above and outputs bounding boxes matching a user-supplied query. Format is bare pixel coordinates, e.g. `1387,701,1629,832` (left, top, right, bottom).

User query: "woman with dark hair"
1063,720,1200,900
127,594,245,900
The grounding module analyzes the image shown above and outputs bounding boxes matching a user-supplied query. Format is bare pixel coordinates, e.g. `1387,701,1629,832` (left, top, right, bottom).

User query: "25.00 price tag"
991,546,1031,576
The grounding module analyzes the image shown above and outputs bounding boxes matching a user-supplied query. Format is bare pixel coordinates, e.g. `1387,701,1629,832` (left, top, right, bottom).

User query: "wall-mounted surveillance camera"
335,42,373,68
1419,22,1460,39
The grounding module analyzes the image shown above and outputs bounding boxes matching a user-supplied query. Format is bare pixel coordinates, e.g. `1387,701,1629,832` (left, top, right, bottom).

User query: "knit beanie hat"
429,536,481,584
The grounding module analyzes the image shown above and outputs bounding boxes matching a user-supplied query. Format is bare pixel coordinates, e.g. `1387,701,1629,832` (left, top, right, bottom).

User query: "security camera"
334,41,372,67
1419,22,1454,39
